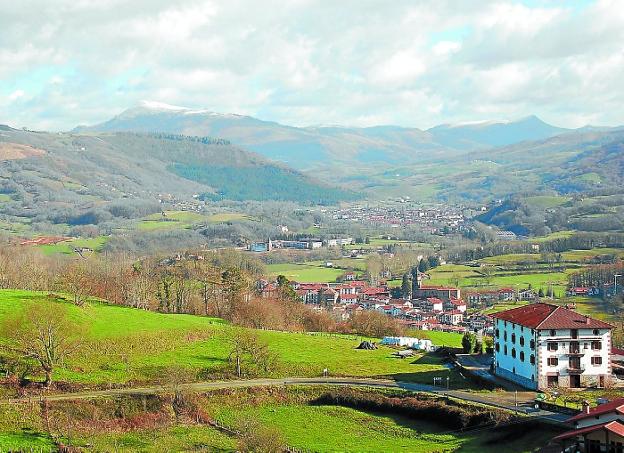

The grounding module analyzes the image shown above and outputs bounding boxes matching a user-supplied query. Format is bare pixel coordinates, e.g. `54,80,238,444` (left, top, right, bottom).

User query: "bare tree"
58,259,92,305
226,329,276,378
1,302,84,387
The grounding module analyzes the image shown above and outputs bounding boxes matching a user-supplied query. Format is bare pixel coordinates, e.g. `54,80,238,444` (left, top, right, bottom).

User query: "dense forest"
170,164,358,204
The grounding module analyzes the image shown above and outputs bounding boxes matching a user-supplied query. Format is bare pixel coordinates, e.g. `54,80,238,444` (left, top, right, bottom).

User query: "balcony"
567,365,585,374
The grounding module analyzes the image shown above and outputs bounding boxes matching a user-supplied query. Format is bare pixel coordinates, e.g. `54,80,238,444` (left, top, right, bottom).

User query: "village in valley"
3,2,624,451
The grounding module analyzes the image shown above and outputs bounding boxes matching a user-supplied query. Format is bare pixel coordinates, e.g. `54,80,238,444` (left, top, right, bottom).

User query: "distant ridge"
73,103,585,171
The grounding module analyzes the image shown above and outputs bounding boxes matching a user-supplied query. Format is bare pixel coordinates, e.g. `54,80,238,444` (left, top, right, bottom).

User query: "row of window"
546,341,602,351
498,324,601,338
543,328,601,337
495,330,536,349
546,357,603,366
495,343,536,364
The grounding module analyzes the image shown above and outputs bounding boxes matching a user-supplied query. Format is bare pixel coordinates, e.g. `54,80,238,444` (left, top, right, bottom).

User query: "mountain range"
74,102,585,171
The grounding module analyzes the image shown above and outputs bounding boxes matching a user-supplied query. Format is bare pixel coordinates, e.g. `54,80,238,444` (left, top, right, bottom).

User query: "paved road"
8,377,570,424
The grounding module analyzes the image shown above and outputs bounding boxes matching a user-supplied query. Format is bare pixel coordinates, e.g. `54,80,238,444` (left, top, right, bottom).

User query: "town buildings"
257,276,479,334
492,303,613,390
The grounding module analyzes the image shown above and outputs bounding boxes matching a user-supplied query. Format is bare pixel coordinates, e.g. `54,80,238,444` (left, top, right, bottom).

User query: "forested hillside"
0,128,356,239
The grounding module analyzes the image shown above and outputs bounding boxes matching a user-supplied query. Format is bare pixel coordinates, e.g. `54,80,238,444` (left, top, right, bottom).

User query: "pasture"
0,290,462,387
210,397,560,453
137,210,250,231
37,236,109,255
266,262,346,282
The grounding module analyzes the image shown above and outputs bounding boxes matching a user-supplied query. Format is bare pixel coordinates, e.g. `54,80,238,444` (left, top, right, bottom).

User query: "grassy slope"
266,262,346,282
0,290,461,386
37,236,109,255
427,264,572,295
213,403,558,453
137,210,250,231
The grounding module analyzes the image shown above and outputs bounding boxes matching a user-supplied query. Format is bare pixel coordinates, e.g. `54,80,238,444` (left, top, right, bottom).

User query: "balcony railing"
567,365,585,374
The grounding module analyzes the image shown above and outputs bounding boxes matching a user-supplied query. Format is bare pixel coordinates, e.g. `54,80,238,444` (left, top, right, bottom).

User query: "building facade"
492,303,612,390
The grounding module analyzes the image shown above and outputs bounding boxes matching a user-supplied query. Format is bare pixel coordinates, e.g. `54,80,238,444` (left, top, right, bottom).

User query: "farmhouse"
492,303,613,390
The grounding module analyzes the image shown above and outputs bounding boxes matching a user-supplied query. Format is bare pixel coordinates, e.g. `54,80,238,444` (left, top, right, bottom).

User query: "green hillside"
0,129,356,240
0,290,460,387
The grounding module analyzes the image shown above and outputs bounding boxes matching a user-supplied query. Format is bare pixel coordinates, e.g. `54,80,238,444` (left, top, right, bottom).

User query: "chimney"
582,401,591,414
585,316,591,325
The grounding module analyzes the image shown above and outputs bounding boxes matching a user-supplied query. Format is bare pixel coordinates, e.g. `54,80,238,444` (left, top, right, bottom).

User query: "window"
511,333,516,343
571,329,578,339
520,351,525,362
504,332,507,341
593,329,600,336
495,329,500,337
547,342,558,351
520,337,525,347
591,356,603,366
504,345,508,355
548,357,559,366
530,339,535,350
530,354,535,365
511,348,516,358
570,341,580,354
521,326,524,332
592,341,602,350
550,329,556,336
495,343,500,352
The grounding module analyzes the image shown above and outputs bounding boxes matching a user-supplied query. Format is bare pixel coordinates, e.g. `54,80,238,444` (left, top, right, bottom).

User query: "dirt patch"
0,142,46,160
20,236,72,246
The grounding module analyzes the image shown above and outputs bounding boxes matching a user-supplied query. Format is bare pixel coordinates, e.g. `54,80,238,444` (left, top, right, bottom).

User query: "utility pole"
615,274,622,297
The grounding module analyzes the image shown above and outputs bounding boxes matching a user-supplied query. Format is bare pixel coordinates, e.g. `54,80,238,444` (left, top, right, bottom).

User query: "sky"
1,0,623,131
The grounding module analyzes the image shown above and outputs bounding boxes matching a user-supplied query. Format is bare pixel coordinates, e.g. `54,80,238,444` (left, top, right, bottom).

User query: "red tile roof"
426,297,443,304
567,399,624,423
491,303,613,330
553,420,624,441
363,287,388,295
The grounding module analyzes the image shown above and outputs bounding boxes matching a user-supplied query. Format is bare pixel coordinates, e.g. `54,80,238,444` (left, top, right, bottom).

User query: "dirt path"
7,377,570,423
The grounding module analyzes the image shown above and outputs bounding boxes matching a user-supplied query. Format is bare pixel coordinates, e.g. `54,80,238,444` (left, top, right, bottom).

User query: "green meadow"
210,399,560,453
137,210,250,231
0,290,461,387
37,236,109,255
266,262,346,282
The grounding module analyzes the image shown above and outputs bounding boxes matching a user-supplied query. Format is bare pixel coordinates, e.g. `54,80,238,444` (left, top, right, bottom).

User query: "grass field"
525,195,571,209
266,262,346,282
0,290,462,387
212,402,559,453
137,210,250,231
75,425,236,452
427,264,572,295
37,236,109,255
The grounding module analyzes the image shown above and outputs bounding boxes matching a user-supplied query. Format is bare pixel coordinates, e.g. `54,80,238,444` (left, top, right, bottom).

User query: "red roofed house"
492,303,613,390
439,310,464,326
339,293,358,304
420,297,444,313
444,298,467,313
553,398,624,452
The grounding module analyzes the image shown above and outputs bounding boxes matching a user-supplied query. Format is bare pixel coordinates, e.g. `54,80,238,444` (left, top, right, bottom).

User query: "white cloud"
0,0,623,130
